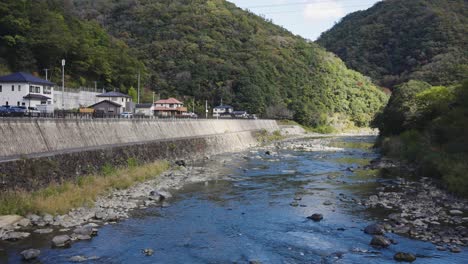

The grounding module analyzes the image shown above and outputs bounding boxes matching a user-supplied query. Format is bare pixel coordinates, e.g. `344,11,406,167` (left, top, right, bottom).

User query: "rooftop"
136,103,154,108
155,98,183,104
97,91,132,98
214,105,233,109
23,94,51,100
89,100,122,108
0,72,55,86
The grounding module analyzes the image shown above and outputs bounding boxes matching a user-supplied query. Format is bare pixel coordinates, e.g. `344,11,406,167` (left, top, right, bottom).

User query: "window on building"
122,98,124,102
35,86,40,93
18,85,21,92
0,85,2,92
44,86,51,94
29,86,34,93
11,85,14,91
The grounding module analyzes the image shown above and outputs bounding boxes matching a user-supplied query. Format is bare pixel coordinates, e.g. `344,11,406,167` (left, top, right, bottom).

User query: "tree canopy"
317,0,468,88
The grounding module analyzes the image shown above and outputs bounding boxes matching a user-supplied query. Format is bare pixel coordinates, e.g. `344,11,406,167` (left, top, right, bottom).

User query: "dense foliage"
374,80,468,196
0,0,387,126
68,0,387,126
0,0,144,91
317,0,468,88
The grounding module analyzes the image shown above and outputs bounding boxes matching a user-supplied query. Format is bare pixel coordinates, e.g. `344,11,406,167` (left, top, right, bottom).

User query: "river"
1,136,466,263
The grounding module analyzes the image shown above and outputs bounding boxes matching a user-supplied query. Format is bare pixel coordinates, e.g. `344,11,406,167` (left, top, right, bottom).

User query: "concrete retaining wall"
0,119,278,190
0,131,261,191
0,119,278,159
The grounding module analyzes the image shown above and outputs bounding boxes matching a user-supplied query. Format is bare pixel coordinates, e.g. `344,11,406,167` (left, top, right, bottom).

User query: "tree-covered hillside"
317,0,468,88
0,0,144,91
69,0,387,126
1,0,387,127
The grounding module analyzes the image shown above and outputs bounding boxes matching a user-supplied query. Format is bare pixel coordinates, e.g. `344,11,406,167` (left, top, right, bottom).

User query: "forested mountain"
0,0,144,91
317,0,468,88
0,0,387,127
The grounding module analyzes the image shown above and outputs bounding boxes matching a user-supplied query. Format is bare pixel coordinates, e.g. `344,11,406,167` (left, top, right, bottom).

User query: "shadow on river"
1,136,466,263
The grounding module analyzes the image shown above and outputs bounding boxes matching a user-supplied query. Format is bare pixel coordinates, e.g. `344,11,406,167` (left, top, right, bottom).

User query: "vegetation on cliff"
317,0,468,88
373,80,468,196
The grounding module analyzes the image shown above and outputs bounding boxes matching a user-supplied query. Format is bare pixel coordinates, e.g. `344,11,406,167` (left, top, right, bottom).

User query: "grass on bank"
0,160,169,216
256,129,285,143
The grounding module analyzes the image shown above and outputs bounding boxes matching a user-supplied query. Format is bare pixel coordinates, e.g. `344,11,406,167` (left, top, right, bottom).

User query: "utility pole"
44,69,49,81
152,91,155,103
94,81,97,92
205,100,208,119
137,70,141,104
61,59,65,110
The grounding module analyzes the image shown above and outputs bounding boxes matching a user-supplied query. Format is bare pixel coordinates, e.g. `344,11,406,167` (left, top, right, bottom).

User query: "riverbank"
361,158,468,252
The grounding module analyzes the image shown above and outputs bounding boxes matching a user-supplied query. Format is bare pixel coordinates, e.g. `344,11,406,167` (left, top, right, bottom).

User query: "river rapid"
1,136,466,263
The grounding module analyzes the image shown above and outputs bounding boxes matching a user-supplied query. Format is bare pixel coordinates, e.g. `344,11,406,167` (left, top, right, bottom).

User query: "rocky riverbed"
361,158,468,252
1,135,466,263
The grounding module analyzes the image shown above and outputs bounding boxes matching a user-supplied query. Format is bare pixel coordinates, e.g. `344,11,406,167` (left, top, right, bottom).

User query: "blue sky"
228,0,380,40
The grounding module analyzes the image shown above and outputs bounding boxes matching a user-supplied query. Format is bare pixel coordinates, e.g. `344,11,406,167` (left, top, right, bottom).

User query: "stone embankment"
0,119,279,191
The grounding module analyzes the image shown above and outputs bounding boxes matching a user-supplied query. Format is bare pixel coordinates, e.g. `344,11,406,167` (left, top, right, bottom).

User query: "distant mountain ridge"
317,0,468,88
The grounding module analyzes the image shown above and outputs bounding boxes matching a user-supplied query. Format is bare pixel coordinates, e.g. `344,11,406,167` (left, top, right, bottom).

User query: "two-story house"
0,72,54,110
154,98,187,117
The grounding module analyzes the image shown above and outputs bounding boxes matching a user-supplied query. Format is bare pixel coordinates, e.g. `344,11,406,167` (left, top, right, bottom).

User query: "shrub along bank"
373,80,468,196
0,160,169,215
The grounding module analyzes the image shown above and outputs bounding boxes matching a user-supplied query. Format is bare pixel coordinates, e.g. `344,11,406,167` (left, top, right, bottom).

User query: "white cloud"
303,0,345,22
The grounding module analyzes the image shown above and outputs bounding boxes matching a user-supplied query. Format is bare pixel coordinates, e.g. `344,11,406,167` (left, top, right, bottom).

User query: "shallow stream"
1,136,466,263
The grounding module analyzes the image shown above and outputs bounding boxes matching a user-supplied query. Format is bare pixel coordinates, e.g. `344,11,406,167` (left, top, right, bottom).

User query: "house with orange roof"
154,97,187,117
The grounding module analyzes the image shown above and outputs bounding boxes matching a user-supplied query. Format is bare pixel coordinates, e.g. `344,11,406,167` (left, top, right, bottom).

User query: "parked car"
26,107,41,117
120,112,133,118
248,114,258,120
0,106,11,117
9,106,27,117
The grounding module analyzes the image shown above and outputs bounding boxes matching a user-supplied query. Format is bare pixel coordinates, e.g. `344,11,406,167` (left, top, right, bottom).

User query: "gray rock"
450,247,461,253
20,249,40,260
323,200,333,206
75,234,92,240
290,201,299,207
73,226,98,237
34,228,53,234
394,252,416,262
364,224,385,235
17,218,31,227
43,214,54,224
370,235,391,248
450,210,463,216
307,214,323,222
3,232,30,241
52,235,71,247
149,190,172,202
142,248,154,256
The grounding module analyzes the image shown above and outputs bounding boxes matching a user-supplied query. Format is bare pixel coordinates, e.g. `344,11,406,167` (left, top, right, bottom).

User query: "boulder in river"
52,235,71,248
364,223,385,235
142,248,154,256
20,249,41,260
307,213,323,222
450,247,461,253
449,210,463,216
393,252,416,262
370,235,391,248
3,232,30,241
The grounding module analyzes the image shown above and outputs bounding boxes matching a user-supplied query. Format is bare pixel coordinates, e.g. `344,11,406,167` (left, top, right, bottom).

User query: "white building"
0,72,54,111
135,103,155,116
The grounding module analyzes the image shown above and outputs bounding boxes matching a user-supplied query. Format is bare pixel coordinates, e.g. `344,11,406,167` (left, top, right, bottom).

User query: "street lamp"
62,59,65,109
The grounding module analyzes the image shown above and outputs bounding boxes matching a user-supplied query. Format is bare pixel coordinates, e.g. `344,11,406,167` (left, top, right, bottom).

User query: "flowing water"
1,136,467,263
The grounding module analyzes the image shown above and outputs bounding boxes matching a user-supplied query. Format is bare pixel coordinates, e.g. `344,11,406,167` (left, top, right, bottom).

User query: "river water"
1,136,467,263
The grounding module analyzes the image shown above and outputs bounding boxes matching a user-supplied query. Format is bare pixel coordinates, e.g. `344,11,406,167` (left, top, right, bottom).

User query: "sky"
228,0,381,40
